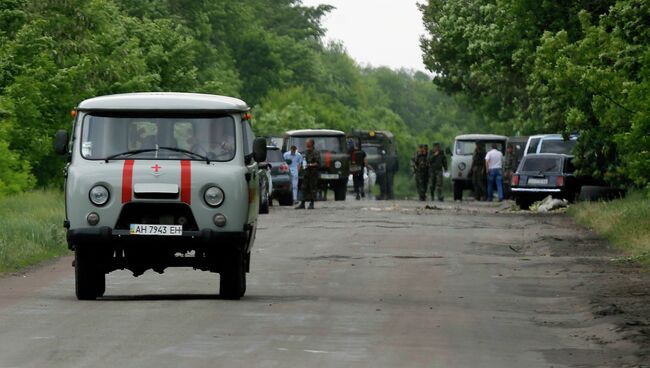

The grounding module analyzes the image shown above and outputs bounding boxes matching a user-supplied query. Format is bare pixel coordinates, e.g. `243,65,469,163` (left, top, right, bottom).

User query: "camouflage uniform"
428,150,448,201
503,150,517,197
469,147,487,201
412,151,429,201
300,149,321,203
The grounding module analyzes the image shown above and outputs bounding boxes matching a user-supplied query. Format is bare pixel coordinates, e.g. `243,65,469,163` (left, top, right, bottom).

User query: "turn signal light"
512,175,520,186
279,163,289,173
556,176,565,187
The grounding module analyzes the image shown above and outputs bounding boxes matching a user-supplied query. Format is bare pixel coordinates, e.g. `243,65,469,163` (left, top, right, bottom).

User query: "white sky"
301,0,427,72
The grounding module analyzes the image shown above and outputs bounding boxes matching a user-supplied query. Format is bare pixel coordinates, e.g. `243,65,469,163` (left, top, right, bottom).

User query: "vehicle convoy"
510,153,580,209
282,129,350,201
54,92,267,300
450,134,507,201
351,130,398,200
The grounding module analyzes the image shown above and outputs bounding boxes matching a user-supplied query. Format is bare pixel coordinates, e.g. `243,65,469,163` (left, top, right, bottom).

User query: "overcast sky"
301,0,428,72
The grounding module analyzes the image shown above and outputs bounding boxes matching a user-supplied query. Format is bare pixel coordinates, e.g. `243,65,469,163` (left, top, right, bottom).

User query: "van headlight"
89,185,110,206
204,186,225,207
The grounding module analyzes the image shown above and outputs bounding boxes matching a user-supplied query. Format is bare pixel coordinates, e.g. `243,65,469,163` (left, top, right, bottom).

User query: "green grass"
0,190,68,274
568,191,650,266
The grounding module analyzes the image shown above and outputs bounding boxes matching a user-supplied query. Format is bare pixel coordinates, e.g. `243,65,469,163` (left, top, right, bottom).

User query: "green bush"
0,190,67,273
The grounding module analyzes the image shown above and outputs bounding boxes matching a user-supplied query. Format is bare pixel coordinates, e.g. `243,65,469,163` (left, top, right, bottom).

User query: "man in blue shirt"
283,145,303,204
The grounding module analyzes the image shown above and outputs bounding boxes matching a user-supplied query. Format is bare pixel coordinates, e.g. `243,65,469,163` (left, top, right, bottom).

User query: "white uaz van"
54,93,267,300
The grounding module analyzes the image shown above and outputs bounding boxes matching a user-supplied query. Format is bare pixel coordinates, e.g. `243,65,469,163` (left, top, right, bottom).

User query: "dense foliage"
420,0,649,191
0,0,482,196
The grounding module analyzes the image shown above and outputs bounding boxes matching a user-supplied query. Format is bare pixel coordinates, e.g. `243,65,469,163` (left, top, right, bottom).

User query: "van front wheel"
220,248,245,300
75,245,105,300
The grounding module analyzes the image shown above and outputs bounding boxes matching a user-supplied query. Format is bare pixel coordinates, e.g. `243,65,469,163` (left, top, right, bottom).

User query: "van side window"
242,119,255,156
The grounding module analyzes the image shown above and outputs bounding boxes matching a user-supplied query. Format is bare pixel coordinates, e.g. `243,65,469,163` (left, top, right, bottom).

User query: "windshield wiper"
104,147,211,163
157,146,211,163
105,149,158,162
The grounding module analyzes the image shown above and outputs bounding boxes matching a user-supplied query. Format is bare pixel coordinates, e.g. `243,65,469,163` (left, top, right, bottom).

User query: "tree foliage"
0,0,483,196
420,0,650,190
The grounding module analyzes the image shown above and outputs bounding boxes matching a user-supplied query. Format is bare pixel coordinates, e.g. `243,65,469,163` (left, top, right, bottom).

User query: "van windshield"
292,136,343,153
80,113,236,161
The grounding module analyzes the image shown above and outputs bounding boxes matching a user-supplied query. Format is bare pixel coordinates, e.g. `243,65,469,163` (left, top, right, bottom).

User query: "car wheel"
220,247,245,300
75,244,104,300
515,195,532,210
259,184,269,214
279,194,293,206
453,181,463,201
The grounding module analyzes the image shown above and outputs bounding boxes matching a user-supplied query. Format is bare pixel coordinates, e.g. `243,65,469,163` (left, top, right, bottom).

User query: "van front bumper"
67,227,248,250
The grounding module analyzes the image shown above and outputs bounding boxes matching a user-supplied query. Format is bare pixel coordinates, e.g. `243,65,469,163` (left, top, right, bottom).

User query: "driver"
191,122,234,159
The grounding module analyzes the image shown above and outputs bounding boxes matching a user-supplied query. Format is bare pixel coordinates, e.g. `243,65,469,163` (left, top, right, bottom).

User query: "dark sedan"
266,146,293,206
511,153,579,209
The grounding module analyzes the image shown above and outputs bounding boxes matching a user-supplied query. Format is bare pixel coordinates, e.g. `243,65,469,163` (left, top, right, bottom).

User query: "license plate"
527,178,548,185
130,224,183,236
320,174,339,180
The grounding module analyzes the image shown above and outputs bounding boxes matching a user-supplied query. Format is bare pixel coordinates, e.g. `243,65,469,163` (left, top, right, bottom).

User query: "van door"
242,119,259,224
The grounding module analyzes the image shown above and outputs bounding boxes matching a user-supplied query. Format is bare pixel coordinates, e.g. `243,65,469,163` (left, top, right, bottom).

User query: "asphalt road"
0,199,646,368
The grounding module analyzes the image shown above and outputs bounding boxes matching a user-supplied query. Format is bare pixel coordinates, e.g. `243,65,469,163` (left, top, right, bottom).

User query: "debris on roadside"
531,195,569,213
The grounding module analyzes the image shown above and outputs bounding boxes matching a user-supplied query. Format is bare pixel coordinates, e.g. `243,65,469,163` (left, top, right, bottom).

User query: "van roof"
77,92,249,112
455,134,507,141
286,129,345,136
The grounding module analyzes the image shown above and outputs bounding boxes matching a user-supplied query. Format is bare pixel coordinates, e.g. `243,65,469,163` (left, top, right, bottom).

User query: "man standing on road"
349,140,369,200
412,144,429,201
469,143,487,201
283,145,302,205
485,143,504,202
428,142,448,202
503,144,516,199
295,139,321,210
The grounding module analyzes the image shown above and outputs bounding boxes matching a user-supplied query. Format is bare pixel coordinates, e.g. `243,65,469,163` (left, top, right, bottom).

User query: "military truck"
350,130,399,200
282,129,350,201
450,134,507,201
54,92,267,300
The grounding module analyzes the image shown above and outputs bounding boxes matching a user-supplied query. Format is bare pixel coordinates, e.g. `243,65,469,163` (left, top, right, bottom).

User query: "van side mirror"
54,130,69,155
445,147,452,155
253,137,267,163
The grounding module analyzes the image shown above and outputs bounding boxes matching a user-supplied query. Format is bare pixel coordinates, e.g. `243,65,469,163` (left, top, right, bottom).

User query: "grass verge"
568,191,650,266
0,190,68,274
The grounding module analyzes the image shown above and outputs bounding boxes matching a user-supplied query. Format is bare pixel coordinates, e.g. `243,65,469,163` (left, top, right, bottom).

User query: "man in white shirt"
283,145,302,204
484,143,504,201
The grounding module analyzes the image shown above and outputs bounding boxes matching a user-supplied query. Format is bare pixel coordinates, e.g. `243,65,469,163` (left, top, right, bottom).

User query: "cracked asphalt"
0,199,648,367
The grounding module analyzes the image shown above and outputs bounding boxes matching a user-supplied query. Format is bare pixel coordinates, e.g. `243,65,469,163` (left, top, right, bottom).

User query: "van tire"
334,181,347,201
259,195,269,214
220,248,245,300
75,245,105,300
453,181,463,201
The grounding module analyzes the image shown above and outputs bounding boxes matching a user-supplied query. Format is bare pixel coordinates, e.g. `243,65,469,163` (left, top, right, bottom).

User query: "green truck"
350,130,399,200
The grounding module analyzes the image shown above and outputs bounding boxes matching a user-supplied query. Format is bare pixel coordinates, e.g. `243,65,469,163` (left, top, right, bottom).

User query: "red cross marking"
151,163,161,172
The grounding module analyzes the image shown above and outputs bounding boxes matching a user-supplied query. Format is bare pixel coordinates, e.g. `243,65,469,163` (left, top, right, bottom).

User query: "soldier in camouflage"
295,138,321,210
469,143,487,201
412,144,429,201
428,142,448,202
503,143,516,198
